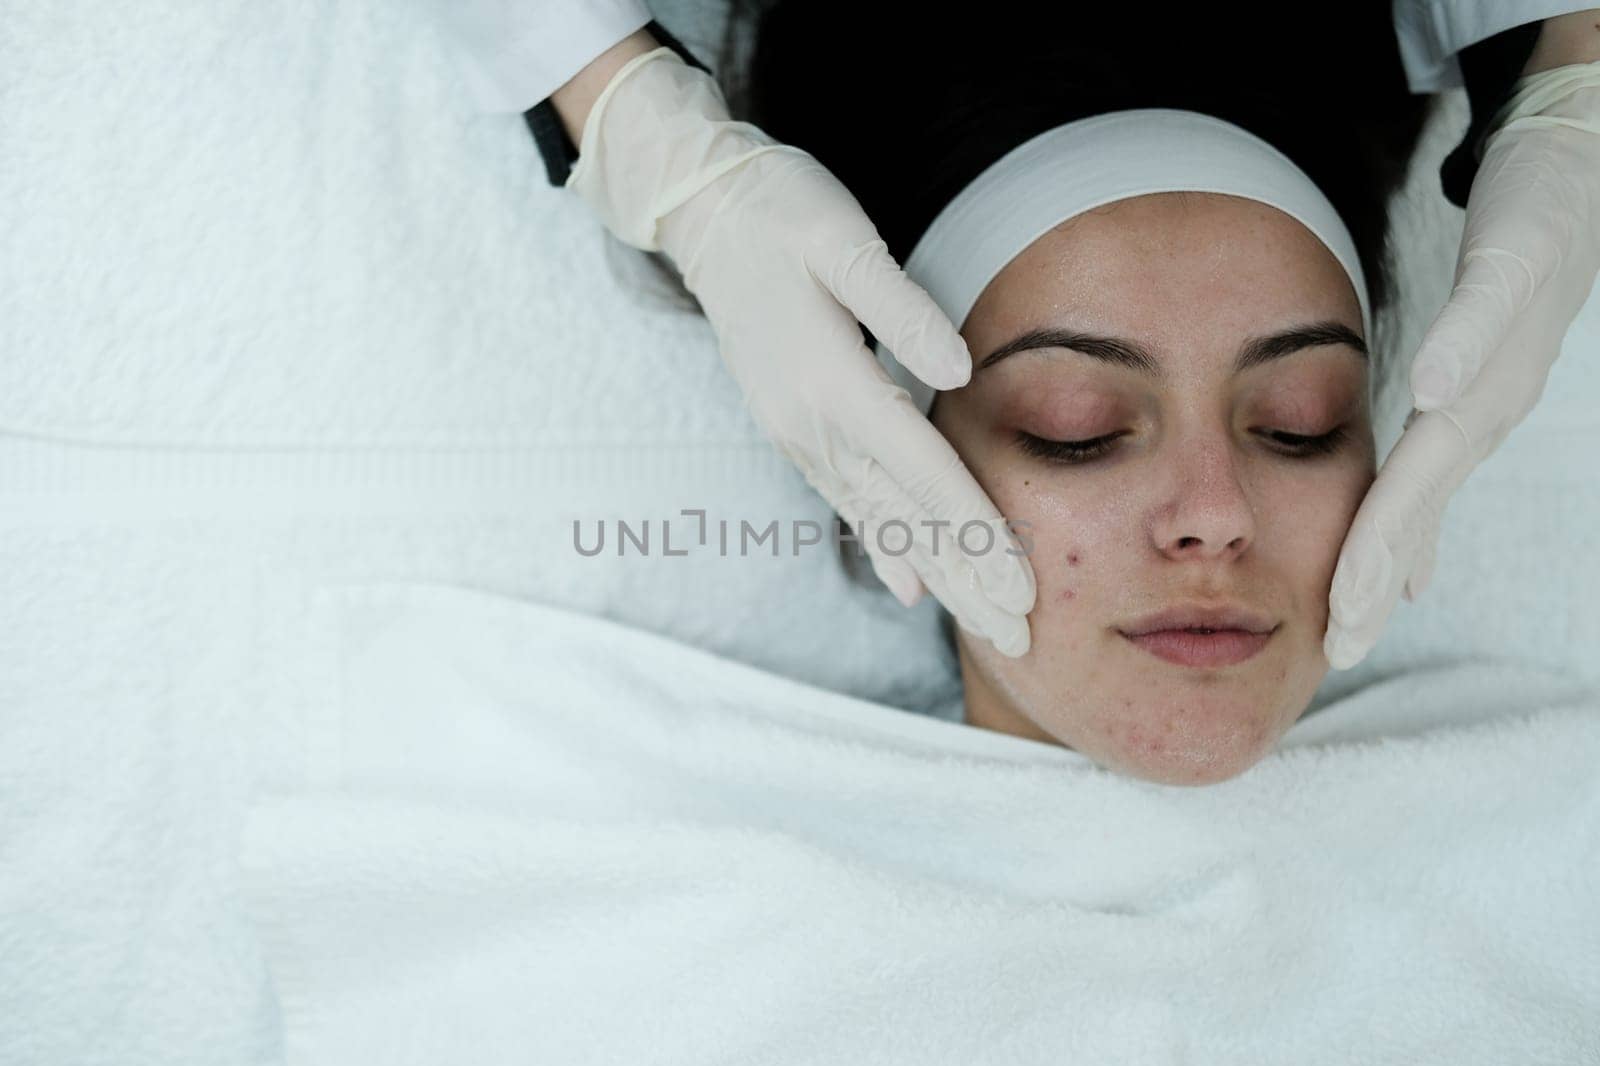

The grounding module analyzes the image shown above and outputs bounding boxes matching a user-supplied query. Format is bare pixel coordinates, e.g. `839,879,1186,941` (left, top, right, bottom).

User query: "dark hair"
714,0,1433,358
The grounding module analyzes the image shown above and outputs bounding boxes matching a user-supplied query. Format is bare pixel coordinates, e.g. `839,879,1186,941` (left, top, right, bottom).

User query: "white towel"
5,0,1599,1060
0,3,952,1062
0,0,959,715
240,580,1600,1065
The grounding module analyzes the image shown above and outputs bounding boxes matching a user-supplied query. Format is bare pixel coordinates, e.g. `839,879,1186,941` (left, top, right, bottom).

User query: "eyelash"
1016,426,1350,465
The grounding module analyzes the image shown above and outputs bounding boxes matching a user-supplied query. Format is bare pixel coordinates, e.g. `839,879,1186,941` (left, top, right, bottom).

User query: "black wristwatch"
1439,20,1544,209
523,18,715,188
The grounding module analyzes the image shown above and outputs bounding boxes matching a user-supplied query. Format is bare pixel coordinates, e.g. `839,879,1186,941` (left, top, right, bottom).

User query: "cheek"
983,473,1130,628
1261,460,1375,614
931,416,1095,617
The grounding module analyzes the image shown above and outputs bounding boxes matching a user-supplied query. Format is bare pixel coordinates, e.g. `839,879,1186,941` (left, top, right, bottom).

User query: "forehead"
960,192,1363,361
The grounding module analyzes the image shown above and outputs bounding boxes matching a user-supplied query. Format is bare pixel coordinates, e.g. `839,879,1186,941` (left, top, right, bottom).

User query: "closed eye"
1014,426,1350,465
1015,431,1126,464
1265,426,1348,456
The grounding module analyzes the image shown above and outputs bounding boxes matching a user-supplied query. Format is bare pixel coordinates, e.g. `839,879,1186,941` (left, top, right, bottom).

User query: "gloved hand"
565,46,1037,656
1325,61,1600,669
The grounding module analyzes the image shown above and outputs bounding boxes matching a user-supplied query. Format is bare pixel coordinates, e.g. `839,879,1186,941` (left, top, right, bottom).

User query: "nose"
1150,434,1256,561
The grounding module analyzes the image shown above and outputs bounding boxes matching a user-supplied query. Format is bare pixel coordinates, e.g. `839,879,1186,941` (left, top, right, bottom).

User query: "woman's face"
933,192,1374,787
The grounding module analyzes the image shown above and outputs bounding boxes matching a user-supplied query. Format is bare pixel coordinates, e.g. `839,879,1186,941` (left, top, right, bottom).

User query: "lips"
1121,628,1275,668
1118,603,1278,669
1120,604,1276,637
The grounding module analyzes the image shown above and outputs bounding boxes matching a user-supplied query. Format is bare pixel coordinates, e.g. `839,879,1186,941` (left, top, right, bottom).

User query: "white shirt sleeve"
425,0,654,114
1392,0,1600,93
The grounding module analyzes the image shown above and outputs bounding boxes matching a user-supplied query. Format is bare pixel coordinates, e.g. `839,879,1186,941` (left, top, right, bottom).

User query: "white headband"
872,108,1372,414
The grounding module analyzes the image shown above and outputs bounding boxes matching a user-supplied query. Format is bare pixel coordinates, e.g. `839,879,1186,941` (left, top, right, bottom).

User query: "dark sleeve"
1438,20,1544,208
522,18,715,188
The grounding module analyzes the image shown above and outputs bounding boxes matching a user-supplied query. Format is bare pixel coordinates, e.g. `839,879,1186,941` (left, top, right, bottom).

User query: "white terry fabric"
425,0,653,114
870,110,1372,416
239,579,1600,1065
2,3,1597,1062
0,0,954,712
1392,0,1600,93
0,3,954,1063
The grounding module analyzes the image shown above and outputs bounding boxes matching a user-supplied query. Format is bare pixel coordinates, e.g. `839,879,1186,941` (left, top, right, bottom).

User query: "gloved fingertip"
917,338,971,392
871,556,924,608
1334,532,1392,626
1411,360,1459,410
992,616,1031,659
1406,555,1436,605
944,351,973,389
893,579,925,609
995,568,1037,617
1324,626,1369,671
969,522,1035,616
1330,567,1365,626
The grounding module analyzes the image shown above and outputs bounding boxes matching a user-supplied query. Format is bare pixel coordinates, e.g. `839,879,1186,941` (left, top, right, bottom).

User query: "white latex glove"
1324,61,1600,669
565,46,1037,656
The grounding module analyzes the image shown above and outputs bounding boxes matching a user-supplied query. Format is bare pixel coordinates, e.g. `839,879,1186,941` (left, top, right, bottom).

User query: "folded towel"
241,580,1600,1066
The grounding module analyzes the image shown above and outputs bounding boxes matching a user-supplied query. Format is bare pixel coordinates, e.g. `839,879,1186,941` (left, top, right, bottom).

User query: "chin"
1083,708,1285,788
1110,747,1266,787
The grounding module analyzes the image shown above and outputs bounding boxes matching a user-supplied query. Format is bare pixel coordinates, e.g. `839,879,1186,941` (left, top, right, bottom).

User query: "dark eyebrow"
976,320,1367,378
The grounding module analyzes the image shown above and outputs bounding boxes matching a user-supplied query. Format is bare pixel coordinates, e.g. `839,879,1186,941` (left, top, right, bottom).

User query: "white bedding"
2,0,1598,1063
238,581,1600,1065
0,4,949,1064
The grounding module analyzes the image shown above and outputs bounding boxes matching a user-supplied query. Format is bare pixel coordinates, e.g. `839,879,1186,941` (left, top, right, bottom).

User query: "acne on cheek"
1056,550,1082,603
